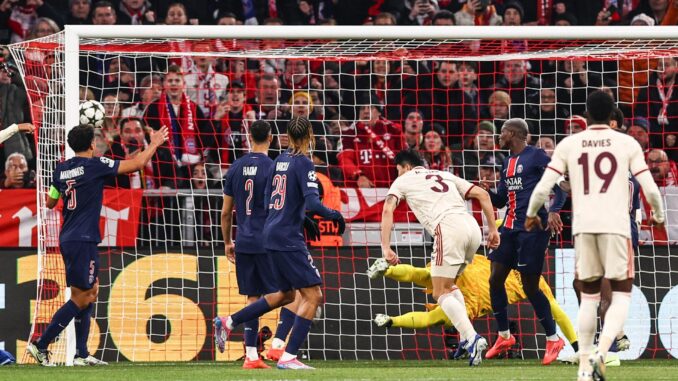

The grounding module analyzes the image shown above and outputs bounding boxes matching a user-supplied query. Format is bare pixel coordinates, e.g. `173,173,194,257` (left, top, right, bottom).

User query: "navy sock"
275,308,296,341
75,303,93,358
36,300,81,349
571,341,579,352
527,290,557,336
490,287,510,332
285,316,313,357
231,298,271,327
243,319,259,348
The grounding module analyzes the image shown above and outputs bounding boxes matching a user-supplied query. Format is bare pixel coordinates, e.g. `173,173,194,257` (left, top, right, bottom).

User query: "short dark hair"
586,90,614,124
250,120,271,143
394,149,424,168
432,10,454,24
610,106,625,129
502,118,529,139
68,124,95,153
93,0,114,12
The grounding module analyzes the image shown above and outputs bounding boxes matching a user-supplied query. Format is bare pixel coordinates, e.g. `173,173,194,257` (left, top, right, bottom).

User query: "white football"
79,100,106,128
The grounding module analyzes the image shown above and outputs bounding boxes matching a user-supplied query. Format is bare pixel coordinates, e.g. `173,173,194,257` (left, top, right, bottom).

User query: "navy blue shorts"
268,249,322,292
488,229,550,275
235,252,279,296
60,241,99,290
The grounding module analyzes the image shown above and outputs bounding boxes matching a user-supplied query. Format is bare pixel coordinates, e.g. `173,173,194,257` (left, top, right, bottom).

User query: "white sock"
450,288,470,341
271,338,286,349
498,330,511,339
279,352,296,362
599,292,631,358
245,346,259,361
226,316,234,330
439,292,476,342
546,334,560,342
578,292,600,373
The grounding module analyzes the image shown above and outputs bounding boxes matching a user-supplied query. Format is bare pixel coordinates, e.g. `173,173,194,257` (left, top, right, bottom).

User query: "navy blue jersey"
629,175,641,248
491,145,551,231
51,156,119,243
263,151,318,251
223,152,273,254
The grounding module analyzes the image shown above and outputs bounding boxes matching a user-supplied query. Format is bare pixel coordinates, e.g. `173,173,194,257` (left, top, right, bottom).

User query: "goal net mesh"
8,30,678,363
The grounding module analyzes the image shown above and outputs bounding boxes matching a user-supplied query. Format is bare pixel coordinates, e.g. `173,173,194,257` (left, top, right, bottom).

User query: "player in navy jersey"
27,124,168,366
479,118,567,365
214,116,344,370
217,120,277,369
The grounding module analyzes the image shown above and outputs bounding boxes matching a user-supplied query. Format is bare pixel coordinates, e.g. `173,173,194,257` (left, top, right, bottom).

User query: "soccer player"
219,120,277,369
480,118,566,365
215,116,345,370
526,90,664,381
380,149,500,366
27,124,168,366
369,254,578,354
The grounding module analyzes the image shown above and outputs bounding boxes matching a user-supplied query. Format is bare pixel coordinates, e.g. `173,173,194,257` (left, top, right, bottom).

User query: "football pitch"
1,359,677,381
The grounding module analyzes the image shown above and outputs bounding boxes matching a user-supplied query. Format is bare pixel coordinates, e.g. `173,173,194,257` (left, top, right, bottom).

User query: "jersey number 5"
270,174,287,210
577,152,618,194
426,174,449,193
65,179,77,210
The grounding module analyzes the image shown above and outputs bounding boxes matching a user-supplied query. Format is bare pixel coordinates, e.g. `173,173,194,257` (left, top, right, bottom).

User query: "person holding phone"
454,0,502,26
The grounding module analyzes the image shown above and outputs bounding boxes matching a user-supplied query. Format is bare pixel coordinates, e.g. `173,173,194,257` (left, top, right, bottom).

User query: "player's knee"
281,290,296,305
489,272,505,290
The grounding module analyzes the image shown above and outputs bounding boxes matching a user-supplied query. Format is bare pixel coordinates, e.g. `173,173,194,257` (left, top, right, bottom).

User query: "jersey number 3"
426,174,449,193
65,179,77,210
577,152,618,194
270,174,287,210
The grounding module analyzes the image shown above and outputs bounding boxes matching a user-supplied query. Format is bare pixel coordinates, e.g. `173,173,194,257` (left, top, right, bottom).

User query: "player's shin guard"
578,293,600,373
243,319,259,361
598,292,631,358
439,291,475,342
231,298,272,328
526,290,557,337
74,303,93,358
282,316,313,359
273,307,296,347
36,300,81,350
490,286,510,333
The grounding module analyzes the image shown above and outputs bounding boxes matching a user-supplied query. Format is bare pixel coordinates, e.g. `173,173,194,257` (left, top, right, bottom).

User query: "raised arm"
380,194,400,265
117,126,169,174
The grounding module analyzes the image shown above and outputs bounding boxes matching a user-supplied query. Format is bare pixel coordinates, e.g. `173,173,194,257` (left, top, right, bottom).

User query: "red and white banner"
0,189,143,247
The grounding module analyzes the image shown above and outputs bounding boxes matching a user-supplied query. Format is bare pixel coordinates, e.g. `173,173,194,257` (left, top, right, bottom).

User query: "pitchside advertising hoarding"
1,246,677,361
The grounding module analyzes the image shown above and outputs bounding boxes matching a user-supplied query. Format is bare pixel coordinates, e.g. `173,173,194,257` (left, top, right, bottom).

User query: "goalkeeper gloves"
303,216,321,241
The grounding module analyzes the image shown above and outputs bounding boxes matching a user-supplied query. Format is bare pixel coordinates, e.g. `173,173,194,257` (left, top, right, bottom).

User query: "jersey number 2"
426,174,449,193
244,179,254,216
577,152,618,194
65,179,77,210
270,174,287,210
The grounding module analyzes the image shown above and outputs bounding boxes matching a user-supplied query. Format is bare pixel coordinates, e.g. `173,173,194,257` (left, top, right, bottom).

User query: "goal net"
8,25,678,363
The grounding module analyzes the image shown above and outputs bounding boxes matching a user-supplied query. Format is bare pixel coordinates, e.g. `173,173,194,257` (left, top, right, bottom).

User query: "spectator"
432,9,455,25
2,152,34,188
117,0,155,25
0,67,32,162
452,120,504,181
627,117,651,152
628,0,669,24
92,127,110,157
337,103,404,188
459,61,481,118
185,161,221,243
374,12,397,25
479,154,501,187
91,1,117,25
250,73,280,120
454,0,502,26
402,0,439,25
185,41,229,118
647,148,678,186
552,12,578,25
27,17,60,40
536,135,556,157
525,86,570,137
407,60,476,147
564,115,587,135
164,2,189,25
101,92,121,142
487,90,511,127
144,65,217,187
279,59,308,104
351,60,404,121
635,57,678,149
106,117,157,189
502,2,524,26
66,0,90,25
420,127,452,171
1,0,63,43
217,11,239,25
487,59,540,119
215,81,255,164
102,57,135,102
122,74,162,118
288,91,326,137
404,110,424,149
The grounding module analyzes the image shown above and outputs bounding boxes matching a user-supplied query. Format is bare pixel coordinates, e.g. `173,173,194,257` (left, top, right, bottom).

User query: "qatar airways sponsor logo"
505,176,523,191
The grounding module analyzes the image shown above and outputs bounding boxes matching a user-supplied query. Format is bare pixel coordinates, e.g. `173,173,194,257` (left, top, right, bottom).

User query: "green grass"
1,359,677,380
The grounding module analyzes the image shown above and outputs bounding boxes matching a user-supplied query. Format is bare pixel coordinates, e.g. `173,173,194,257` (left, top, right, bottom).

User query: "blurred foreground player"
214,116,345,370
27,124,168,366
380,149,500,366
526,90,664,381
218,120,275,369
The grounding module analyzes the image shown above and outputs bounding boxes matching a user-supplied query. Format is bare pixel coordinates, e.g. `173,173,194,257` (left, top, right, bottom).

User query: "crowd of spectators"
2,0,678,194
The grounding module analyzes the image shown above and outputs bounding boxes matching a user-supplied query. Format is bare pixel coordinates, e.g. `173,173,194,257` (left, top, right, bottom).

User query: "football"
79,100,106,128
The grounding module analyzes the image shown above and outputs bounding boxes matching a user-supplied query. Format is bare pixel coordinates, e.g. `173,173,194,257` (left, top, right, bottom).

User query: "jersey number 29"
270,174,287,210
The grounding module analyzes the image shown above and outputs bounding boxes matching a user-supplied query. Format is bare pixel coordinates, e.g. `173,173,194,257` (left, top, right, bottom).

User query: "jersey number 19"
577,152,618,195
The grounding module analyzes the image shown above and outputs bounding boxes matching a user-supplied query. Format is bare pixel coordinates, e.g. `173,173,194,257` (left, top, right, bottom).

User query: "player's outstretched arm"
117,126,169,174
304,193,345,233
380,195,400,265
635,170,666,227
466,186,500,249
0,123,35,144
221,195,235,263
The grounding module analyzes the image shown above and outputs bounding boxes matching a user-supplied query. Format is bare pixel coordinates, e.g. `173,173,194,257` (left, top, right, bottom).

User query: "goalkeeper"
369,254,578,354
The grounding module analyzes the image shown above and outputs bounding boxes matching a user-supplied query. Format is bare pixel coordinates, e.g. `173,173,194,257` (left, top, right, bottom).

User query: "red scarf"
656,77,674,126
157,91,199,162
357,118,396,160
